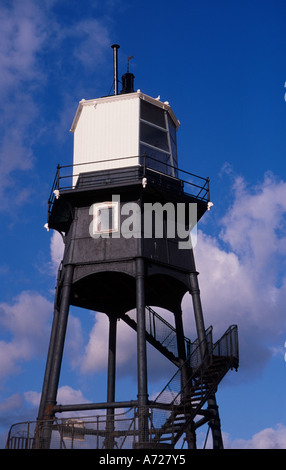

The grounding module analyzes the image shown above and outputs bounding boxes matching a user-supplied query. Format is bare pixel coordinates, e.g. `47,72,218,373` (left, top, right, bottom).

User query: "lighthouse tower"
12,46,238,450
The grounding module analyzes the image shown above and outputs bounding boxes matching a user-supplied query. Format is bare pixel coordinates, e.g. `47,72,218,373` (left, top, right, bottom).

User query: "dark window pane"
140,100,166,128
140,122,169,151
140,144,170,174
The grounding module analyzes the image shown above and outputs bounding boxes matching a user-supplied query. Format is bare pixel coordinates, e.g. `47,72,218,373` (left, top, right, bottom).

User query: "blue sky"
0,0,286,449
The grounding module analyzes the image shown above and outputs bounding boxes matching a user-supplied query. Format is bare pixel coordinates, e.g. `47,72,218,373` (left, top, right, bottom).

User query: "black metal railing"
47,155,210,221
212,324,239,368
154,325,238,407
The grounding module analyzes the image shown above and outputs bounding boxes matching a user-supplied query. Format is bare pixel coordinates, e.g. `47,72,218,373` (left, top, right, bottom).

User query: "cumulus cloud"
0,0,48,206
80,313,137,375
70,19,111,68
49,231,64,274
56,385,90,407
223,424,286,449
0,0,111,209
0,384,91,445
0,0,46,94
185,172,286,377
0,393,23,414
23,385,91,411
0,291,53,381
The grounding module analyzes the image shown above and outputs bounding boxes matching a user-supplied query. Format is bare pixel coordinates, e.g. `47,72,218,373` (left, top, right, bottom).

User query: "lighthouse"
6,45,238,450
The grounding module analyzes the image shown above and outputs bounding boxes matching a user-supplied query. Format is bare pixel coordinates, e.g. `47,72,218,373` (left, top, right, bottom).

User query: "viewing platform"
47,155,211,232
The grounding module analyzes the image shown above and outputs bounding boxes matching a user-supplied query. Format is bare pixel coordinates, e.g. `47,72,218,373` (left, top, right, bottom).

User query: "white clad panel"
73,96,140,183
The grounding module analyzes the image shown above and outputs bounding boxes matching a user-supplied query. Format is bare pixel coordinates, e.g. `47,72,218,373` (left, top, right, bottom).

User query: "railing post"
143,154,146,176
206,177,210,202
56,164,60,190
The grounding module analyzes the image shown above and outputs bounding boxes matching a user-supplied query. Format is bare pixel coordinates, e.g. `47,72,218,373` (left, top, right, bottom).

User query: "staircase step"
173,417,185,423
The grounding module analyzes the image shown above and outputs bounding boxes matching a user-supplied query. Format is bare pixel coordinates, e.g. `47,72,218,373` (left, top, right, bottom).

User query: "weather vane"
127,54,134,72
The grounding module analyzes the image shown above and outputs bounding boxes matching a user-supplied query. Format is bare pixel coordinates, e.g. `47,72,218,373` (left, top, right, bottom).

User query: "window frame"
91,201,119,235
139,99,178,177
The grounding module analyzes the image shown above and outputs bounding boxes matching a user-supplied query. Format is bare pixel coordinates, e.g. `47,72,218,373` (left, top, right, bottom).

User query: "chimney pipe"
111,44,120,95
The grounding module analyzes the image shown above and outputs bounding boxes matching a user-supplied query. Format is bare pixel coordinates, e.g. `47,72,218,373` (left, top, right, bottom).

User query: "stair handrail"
212,324,239,368
152,326,213,408
124,307,192,360
152,324,238,409
145,306,192,357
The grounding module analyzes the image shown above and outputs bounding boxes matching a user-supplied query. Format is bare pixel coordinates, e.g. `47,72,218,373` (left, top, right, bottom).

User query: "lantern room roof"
70,90,180,134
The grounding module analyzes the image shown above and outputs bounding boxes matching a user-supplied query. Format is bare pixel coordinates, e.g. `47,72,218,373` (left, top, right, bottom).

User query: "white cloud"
0,291,53,381
56,385,90,406
0,384,91,445
0,0,48,206
0,393,23,413
186,172,286,376
220,173,286,274
65,314,85,369
0,0,46,94
0,0,111,208
49,231,64,274
24,390,41,408
80,312,137,375
223,424,286,449
23,385,91,411
72,19,111,68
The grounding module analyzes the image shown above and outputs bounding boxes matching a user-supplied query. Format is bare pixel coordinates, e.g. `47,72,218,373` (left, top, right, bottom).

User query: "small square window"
92,202,119,234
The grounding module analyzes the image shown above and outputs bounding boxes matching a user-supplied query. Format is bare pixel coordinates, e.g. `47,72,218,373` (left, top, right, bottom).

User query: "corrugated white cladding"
71,93,140,180
70,91,180,184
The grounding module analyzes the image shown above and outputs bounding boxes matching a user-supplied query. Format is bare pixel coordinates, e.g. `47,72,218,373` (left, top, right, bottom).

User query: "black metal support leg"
174,308,196,449
36,264,74,448
106,314,117,448
189,263,224,449
174,308,186,363
208,394,224,449
189,270,208,360
37,288,61,422
135,257,149,446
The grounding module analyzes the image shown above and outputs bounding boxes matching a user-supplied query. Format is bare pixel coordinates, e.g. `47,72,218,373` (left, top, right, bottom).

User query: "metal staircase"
122,308,238,447
148,328,238,447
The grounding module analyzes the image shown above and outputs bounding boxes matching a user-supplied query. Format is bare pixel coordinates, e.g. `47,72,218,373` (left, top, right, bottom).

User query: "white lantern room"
70,90,180,186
